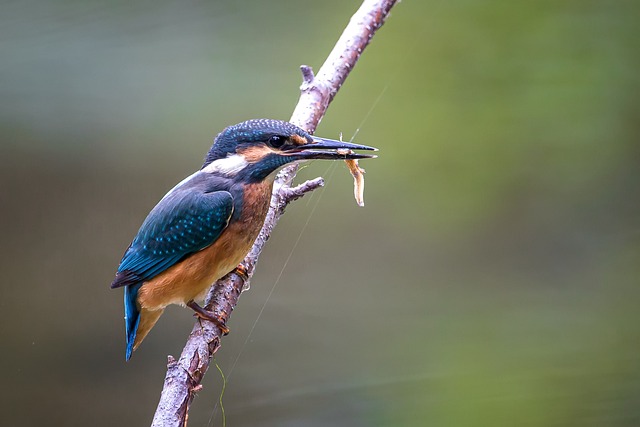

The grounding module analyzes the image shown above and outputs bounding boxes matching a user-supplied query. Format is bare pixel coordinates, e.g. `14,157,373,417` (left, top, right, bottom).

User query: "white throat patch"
202,154,248,177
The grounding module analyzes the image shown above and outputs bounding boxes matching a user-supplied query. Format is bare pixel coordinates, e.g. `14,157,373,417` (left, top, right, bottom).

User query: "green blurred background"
1,0,639,426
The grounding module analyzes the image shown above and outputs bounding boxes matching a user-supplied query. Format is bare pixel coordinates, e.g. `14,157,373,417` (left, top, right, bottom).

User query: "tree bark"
151,1,398,425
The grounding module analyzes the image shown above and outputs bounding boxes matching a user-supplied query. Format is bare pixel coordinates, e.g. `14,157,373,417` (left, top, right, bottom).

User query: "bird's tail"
124,284,164,360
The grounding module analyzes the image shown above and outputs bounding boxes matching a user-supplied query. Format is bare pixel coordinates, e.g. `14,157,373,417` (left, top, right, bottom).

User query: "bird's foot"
234,264,249,281
186,300,230,335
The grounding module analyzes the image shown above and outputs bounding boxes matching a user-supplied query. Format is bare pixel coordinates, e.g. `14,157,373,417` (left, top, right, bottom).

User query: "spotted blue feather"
113,190,233,286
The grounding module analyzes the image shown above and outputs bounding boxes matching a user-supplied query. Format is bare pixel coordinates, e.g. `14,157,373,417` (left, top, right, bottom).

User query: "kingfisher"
111,119,377,360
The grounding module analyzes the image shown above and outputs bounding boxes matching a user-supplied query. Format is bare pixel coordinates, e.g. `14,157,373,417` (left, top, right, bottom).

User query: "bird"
110,119,377,360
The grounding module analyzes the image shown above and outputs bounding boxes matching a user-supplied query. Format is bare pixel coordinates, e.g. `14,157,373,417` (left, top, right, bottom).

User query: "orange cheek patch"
239,145,277,163
290,134,308,146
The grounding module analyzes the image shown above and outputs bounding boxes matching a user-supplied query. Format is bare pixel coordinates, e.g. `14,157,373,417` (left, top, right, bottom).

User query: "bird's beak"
285,137,378,160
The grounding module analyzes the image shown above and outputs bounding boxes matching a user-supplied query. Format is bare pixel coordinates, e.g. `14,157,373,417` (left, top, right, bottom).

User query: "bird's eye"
268,135,286,149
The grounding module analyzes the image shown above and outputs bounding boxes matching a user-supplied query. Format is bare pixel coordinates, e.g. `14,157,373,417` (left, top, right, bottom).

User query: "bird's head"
201,119,377,182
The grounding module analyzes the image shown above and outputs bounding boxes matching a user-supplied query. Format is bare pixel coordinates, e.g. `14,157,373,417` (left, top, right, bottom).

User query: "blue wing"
111,188,234,360
111,189,234,289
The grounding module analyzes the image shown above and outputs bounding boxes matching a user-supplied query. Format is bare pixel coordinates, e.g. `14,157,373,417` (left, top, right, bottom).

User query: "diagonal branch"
151,1,398,425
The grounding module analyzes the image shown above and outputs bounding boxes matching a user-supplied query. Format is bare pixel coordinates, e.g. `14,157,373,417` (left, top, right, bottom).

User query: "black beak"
286,137,378,160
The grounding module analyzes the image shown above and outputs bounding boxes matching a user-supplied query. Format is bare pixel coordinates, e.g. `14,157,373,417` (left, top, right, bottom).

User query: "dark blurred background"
1,0,639,426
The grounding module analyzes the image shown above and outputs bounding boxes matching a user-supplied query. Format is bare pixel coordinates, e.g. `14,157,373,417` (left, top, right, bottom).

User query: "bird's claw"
234,264,249,281
186,300,230,335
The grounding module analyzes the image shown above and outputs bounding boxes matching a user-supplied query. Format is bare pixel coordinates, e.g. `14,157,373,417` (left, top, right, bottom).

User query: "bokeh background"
1,0,639,426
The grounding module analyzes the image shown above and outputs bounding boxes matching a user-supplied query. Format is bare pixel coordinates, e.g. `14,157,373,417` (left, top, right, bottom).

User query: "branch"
151,1,397,425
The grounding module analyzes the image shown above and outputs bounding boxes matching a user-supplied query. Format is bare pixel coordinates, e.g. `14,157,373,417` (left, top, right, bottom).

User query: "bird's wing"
111,189,234,289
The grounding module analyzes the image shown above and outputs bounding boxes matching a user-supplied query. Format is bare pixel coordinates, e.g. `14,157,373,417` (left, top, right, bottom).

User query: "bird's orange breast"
137,180,274,310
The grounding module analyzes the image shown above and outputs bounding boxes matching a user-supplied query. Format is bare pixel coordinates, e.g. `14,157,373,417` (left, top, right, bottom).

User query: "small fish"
337,149,366,207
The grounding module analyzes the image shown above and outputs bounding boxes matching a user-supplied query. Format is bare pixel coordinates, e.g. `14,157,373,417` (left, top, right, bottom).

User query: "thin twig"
151,1,398,425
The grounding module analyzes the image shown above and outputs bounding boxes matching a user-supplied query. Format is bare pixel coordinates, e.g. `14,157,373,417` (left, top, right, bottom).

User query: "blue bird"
111,119,377,360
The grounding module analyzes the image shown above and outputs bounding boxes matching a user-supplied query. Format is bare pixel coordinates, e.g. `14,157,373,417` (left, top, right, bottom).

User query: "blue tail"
124,284,142,361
